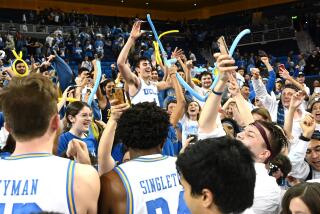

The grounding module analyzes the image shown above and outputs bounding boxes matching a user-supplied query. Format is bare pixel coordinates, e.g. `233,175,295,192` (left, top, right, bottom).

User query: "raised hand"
66,139,91,165
186,60,193,70
260,56,269,65
214,53,238,82
171,47,184,60
300,114,316,139
279,67,291,80
289,90,305,110
109,103,130,122
228,76,240,97
130,21,144,40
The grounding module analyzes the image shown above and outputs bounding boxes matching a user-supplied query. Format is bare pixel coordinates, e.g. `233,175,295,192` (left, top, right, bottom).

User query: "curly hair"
116,102,170,149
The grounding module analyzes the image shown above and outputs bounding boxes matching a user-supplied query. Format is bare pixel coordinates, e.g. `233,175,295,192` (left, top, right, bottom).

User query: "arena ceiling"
56,0,237,12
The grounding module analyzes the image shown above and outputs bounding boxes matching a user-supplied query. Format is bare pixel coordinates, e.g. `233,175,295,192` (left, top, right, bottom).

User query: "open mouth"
189,109,196,113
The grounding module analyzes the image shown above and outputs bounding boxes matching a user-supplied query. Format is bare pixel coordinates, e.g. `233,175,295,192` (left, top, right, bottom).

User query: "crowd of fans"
0,5,320,214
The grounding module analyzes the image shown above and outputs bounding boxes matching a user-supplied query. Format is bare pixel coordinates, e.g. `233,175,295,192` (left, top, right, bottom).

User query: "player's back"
115,154,185,214
0,153,76,214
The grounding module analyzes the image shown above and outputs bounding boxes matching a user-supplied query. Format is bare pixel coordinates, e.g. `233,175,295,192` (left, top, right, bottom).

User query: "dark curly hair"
176,136,255,213
116,102,170,149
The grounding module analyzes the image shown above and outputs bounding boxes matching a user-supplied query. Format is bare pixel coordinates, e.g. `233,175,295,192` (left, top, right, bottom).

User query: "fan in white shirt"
198,53,288,214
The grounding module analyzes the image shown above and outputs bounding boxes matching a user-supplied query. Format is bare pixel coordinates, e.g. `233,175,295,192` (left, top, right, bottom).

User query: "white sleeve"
252,79,278,117
288,138,310,180
198,126,226,140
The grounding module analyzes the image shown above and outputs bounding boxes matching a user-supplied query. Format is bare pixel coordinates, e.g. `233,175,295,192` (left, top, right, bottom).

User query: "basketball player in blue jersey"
117,21,172,106
99,102,190,214
0,74,99,214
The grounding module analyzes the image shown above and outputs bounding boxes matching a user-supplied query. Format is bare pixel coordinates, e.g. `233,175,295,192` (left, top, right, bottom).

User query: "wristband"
212,89,223,96
299,134,311,142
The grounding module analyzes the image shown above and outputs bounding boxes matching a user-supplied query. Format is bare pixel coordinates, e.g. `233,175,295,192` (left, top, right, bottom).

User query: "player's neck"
12,134,54,155
129,148,162,159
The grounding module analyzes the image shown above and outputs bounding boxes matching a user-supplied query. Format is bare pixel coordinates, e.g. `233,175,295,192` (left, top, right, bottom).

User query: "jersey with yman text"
115,154,190,214
0,153,76,214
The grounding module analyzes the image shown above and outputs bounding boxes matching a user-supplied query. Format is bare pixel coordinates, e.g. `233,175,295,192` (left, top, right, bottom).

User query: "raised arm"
183,60,196,89
57,86,73,112
283,91,305,139
198,53,237,133
279,67,307,96
251,68,277,112
228,76,254,126
116,22,142,86
288,114,316,180
169,66,187,126
98,103,130,176
261,56,276,93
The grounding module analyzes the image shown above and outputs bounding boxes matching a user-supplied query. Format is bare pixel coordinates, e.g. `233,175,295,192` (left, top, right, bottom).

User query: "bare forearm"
98,119,117,176
233,93,254,126
170,75,186,126
283,108,295,139
199,80,225,133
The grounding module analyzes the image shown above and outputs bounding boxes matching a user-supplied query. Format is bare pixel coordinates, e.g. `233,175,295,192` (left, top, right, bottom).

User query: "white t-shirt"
179,115,199,146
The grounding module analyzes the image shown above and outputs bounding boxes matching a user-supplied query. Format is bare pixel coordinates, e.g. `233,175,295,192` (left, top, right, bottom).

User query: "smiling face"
240,86,250,100
281,87,296,108
104,81,115,97
306,139,320,171
225,102,236,118
151,70,158,82
68,106,92,133
201,74,212,89
311,102,320,123
136,59,151,81
236,124,270,162
187,101,200,119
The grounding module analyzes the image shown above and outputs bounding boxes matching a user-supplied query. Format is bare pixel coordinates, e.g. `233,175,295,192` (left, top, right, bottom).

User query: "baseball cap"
298,72,305,77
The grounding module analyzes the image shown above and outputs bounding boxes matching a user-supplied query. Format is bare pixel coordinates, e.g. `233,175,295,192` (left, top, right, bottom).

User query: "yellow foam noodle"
58,97,80,103
159,30,179,40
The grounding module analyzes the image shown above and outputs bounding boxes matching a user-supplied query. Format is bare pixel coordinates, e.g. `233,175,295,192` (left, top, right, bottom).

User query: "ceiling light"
194,3,197,6
146,2,149,5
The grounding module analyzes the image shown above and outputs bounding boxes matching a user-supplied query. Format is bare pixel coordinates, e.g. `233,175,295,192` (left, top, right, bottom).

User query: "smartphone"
278,64,285,71
111,88,126,104
187,134,198,145
217,36,229,55
314,87,320,94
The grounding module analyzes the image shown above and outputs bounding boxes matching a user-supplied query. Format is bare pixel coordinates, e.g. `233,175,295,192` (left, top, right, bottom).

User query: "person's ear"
201,188,214,208
50,114,60,131
67,115,75,124
259,149,271,163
